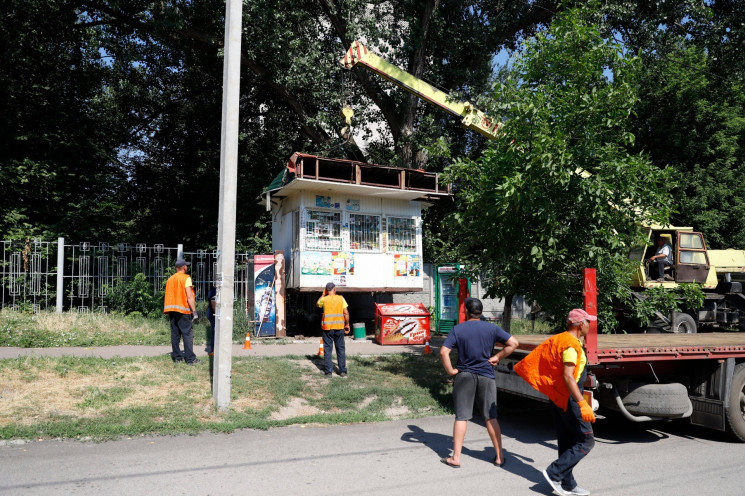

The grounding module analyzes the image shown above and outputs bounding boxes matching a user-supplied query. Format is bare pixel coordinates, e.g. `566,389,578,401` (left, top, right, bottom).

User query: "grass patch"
0,353,456,441
493,317,556,335
0,307,250,348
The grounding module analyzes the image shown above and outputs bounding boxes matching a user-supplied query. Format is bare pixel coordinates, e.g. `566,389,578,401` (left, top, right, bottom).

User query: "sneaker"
339,372,348,378
656,278,664,282
564,485,590,496
543,470,568,496
187,358,201,366
324,372,332,377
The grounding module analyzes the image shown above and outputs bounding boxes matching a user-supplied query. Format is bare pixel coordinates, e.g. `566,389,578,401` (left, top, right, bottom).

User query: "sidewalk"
0,336,445,360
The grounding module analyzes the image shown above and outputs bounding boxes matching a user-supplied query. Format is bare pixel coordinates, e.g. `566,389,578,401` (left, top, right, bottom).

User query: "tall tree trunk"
502,294,514,332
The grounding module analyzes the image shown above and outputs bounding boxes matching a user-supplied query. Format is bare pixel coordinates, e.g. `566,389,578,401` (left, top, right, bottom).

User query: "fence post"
177,244,184,260
56,237,64,313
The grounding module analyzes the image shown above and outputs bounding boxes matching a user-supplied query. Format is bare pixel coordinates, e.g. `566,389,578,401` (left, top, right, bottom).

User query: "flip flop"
494,457,506,467
440,457,460,468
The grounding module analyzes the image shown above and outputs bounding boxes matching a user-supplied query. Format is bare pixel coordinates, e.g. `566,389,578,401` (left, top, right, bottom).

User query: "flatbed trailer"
495,269,745,441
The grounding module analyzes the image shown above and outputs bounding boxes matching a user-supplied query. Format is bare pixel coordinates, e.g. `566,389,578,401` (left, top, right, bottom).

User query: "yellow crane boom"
340,40,503,140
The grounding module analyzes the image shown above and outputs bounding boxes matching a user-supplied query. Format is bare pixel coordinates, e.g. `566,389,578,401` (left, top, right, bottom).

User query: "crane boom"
340,40,503,140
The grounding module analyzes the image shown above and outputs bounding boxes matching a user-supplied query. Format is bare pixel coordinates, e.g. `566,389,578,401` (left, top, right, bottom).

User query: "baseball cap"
175,258,191,268
567,308,597,324
325,282,335,291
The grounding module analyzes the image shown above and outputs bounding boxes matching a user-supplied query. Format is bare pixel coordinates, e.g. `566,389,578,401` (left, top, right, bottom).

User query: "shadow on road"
401,421,552,493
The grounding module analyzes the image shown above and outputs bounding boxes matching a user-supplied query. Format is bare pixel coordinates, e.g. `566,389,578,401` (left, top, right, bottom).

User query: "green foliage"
627,284,705,327
1,0,568,247
105,273,163,317
633,44,745,249
444,5,674,331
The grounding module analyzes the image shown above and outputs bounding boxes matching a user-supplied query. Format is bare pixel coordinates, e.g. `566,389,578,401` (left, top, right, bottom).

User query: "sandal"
440,457,460,468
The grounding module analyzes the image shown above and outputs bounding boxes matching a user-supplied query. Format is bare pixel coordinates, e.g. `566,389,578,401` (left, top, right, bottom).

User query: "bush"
628,283,705,327
105,273,162,317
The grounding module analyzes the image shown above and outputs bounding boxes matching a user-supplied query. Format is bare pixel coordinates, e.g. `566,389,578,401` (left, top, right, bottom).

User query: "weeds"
0,354,455,441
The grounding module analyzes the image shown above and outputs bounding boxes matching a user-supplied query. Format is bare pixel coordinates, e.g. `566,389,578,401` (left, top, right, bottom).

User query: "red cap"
567,308,597,324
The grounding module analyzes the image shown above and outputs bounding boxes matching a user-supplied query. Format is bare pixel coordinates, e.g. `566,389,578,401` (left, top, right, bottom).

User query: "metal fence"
0,238,253,313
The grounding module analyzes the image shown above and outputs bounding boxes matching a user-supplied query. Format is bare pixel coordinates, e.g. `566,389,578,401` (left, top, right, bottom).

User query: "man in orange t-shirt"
164,258,199,365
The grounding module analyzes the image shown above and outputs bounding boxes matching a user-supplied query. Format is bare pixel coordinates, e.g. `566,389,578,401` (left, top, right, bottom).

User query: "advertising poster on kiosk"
253,255,276,337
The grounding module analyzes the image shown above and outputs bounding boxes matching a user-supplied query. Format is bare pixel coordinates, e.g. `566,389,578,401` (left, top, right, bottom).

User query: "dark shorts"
453,371,497,421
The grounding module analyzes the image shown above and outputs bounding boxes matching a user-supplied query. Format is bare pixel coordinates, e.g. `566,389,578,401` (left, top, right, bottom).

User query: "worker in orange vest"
514,308,596,496
316,282,350,377
164,258,199,365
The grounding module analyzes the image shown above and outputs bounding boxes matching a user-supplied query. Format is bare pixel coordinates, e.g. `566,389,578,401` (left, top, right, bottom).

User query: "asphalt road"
2,406,743,496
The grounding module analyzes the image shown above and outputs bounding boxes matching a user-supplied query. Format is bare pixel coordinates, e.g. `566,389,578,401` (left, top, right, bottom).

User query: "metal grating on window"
349,214,381,251
305,210,342,250
387,217,416,252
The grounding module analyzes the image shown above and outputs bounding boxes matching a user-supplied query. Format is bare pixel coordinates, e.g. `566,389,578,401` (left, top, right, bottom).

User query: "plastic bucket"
352,322,366,341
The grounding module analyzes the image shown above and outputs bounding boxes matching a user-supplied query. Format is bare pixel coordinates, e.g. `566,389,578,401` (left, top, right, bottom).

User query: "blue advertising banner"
254,255,276,337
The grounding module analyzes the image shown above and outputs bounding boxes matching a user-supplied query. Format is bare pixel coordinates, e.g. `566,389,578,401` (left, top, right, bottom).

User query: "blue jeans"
546,369,594,491
322,329,347,374
169,312,197,363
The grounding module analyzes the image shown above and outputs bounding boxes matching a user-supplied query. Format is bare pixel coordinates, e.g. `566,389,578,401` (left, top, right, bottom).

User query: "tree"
588,1,745,249
444,5,673,331
2,1,571,249
0,0,130,240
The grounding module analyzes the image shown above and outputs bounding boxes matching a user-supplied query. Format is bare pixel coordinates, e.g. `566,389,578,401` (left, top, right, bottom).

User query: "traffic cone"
317,338,324,357
243,332,252,350
424,340,431,354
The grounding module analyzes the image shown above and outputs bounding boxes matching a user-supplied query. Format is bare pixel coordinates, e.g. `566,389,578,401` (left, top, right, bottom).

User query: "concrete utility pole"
214,0,243,410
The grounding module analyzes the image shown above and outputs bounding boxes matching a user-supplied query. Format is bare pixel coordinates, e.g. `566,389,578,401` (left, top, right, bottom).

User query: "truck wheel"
671,313,696,334
725,363,745,442
622,382,691,417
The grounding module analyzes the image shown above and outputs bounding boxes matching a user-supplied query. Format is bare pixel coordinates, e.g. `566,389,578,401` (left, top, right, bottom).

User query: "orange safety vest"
513,332,584,411
320,295,346,330
163,272,192,314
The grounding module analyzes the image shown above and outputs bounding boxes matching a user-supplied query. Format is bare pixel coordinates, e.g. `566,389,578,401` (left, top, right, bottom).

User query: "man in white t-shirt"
646,236,673,282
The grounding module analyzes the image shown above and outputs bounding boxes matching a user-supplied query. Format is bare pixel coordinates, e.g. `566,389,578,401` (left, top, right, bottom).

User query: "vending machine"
435,264,469,334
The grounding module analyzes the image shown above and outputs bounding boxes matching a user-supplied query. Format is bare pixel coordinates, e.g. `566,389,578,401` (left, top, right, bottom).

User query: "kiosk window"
387,217,417,253
305,210,341,250
349,214,380,251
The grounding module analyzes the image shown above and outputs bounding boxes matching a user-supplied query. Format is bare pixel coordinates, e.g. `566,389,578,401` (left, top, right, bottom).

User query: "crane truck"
341,40,745,440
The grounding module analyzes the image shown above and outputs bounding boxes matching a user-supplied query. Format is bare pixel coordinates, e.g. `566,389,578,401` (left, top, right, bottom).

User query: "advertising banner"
300,251,333,275
393,254,421,277
253,254,276,337
301,251,354,279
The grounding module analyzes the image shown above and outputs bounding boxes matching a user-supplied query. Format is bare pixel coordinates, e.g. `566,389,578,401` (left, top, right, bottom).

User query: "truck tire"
725,363,745,442
622,382,691,417
671,313,697,334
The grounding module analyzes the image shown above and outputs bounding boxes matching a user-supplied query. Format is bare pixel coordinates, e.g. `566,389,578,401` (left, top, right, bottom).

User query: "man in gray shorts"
439,298,519,468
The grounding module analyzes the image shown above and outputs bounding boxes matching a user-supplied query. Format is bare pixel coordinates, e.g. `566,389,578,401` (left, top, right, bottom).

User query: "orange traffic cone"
424,340,431,354
243,332,252,350
317,338,324,357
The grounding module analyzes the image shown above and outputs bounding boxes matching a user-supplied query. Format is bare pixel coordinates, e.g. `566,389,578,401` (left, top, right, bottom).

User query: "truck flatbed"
513,332,745,363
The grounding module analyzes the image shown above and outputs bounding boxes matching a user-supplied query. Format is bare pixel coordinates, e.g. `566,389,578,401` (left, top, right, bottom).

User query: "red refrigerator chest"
374,303,431,345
